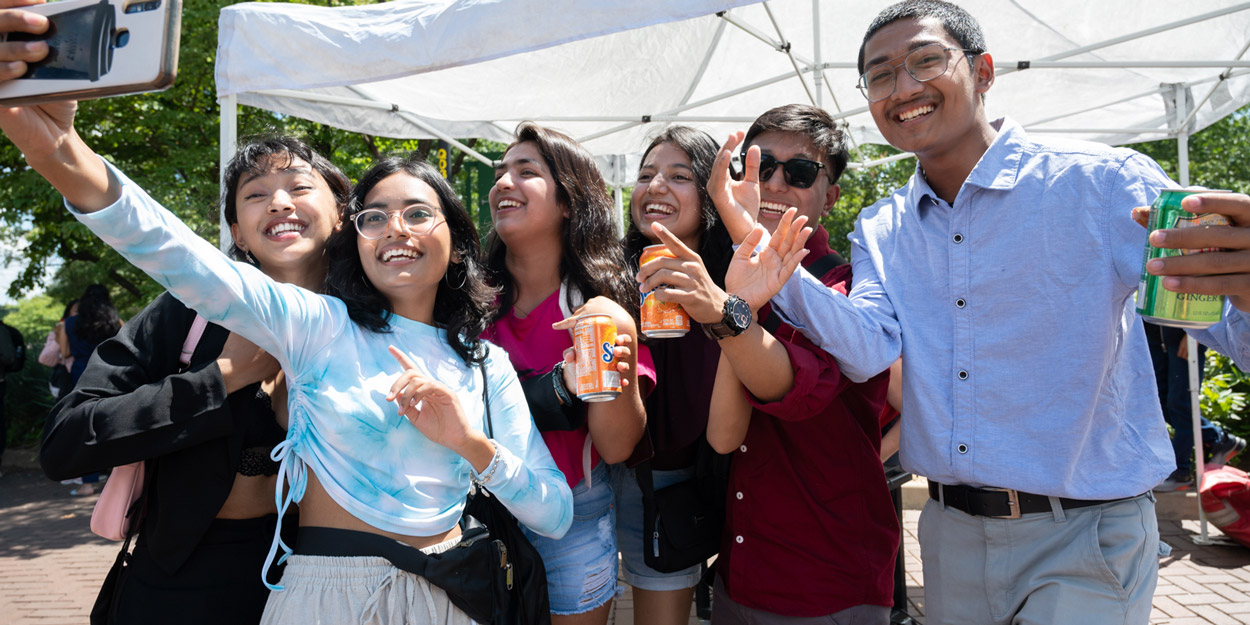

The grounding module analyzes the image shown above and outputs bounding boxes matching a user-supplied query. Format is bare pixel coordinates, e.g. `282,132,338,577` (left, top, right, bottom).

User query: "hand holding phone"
0,0,50,81
0,0,179,105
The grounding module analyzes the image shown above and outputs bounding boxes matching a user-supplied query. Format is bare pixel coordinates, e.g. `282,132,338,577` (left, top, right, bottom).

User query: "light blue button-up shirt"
773,117,1250,499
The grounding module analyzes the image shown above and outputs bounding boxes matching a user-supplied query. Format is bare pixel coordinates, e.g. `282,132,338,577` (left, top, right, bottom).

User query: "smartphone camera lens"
124,0,161,13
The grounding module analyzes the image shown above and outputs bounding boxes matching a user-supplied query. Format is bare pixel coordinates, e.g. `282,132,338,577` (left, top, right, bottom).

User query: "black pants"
105,515,288,625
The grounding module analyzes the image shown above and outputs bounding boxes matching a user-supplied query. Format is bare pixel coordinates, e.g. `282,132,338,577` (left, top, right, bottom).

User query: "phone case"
0,0,181,105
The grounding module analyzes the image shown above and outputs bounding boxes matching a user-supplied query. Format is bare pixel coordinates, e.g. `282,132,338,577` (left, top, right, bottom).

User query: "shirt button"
736,535,744,544
736,492,744,500
958,370,968,380
956,298,966,308
957,443,969,454
953,233,964,243
739,445,747,453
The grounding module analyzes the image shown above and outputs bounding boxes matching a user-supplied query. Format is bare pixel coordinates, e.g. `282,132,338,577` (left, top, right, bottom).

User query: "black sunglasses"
736,153,827,189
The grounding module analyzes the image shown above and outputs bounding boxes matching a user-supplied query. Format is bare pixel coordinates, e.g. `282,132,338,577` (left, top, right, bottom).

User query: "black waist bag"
637,442,729,573
296,518,549,625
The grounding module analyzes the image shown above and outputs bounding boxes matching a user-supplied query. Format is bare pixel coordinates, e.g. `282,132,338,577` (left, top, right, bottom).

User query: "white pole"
219,94,238,254
812,0,822,108
1174,85,1208,541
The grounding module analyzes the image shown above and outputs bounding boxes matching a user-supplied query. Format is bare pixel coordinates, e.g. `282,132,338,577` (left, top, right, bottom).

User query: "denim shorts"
523,462,619,614
610,463,703,591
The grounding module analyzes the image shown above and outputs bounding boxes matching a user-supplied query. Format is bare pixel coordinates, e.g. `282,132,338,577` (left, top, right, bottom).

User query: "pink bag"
90,315,209,541
1200,464,1250,548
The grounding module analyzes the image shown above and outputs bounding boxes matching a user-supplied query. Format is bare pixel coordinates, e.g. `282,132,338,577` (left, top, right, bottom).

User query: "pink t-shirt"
483,289,654,488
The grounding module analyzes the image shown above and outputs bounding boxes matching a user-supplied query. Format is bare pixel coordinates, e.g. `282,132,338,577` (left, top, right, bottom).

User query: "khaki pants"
919,492,1158,625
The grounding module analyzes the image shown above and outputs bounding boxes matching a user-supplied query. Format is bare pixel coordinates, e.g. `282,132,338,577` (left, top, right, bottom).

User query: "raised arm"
0,102,337,372
768,218,904,383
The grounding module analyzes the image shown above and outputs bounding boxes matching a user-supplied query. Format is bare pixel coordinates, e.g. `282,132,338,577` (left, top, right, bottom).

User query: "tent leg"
219,94,238,254
614,185,625,238
1176,124,1214,544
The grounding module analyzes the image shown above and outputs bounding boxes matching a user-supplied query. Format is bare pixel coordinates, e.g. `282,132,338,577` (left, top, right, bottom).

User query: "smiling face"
631,141,704,249
356,172,452,322
488,141,567,248
230,155,340,282
746,130,840,235
862,17,993,163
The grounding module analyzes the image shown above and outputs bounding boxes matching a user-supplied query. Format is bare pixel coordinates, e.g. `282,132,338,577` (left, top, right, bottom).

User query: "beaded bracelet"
472,440,502,486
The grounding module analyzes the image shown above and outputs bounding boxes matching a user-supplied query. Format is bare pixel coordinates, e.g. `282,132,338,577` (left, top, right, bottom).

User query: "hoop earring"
445,264,467,291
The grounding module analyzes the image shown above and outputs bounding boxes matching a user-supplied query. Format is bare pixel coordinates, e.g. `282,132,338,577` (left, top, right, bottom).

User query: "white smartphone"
0,0,181,106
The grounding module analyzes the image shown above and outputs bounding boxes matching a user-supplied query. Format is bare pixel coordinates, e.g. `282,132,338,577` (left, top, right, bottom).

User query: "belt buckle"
984,487,1021,519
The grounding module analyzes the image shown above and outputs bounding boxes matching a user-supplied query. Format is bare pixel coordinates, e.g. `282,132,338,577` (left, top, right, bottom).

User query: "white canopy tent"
215,0,1250,540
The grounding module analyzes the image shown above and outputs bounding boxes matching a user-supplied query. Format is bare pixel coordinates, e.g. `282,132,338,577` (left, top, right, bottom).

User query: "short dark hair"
623,126,733,289
743,104,849,184
324,153,498,366
858,0,987,74
486,122,638,325
220,136,351,263
73,284,121,345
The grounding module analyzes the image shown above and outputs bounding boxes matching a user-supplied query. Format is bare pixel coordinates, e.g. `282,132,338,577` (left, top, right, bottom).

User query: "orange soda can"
639,244,691,338
572,314,621,402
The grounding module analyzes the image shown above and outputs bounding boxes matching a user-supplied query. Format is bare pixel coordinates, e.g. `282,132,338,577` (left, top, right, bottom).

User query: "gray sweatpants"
260,535,477,625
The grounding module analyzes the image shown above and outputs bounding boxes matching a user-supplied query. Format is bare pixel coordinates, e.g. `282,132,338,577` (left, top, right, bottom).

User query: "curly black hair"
324,153,497,366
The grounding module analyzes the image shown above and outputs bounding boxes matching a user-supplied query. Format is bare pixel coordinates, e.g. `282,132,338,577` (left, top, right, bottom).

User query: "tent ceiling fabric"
217,0,1250,171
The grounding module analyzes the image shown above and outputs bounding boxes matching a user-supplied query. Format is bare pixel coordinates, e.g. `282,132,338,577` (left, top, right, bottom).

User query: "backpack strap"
760,252,847,334
179,315,209,369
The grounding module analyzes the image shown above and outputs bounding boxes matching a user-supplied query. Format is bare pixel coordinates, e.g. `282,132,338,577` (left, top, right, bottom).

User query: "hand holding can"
639,244,691,338
572,313,622,402
1136,188,1231,328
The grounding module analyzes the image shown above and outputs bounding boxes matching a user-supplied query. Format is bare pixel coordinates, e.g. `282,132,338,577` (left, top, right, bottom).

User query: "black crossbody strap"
760,252,847,334
480,362,492,436
634,459,657,501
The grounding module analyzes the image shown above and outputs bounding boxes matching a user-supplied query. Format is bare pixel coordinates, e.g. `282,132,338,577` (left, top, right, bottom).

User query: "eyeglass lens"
355,206,437,238
860,43,953,102
758,155,824,189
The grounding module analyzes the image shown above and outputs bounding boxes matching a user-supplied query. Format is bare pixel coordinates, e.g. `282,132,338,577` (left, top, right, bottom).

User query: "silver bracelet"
472,440,502,486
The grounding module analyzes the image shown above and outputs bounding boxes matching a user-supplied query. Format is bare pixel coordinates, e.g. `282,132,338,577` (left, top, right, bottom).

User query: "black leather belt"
928,481,1132,519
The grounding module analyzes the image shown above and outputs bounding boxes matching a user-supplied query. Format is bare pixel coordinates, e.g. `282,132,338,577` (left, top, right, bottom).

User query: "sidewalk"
2,459,1248,624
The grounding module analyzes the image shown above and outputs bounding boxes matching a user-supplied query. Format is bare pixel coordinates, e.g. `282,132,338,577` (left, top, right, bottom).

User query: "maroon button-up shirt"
718,227,899,617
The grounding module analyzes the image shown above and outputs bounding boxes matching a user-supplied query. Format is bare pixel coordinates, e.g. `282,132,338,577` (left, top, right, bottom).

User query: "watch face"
727,296,752,332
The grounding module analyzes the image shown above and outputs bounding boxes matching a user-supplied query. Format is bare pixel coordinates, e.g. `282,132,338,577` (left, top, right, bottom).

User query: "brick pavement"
2,463,1249,624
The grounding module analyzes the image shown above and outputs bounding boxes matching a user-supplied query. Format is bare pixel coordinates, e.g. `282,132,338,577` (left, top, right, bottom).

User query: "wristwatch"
702,294,753,340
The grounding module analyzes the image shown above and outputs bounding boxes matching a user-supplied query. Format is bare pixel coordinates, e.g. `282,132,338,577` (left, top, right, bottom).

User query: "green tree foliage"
824,143,915,254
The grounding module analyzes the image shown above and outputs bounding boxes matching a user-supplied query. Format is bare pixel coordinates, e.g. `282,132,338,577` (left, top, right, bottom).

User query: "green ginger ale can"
1136,188,1230,328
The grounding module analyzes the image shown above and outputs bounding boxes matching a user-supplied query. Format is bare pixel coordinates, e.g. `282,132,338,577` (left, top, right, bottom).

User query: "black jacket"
41,292,284,575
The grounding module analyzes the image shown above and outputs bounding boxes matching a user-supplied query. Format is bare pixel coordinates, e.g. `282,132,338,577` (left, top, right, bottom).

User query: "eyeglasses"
858,43,976,103
353,206,440,240
738,153,827,189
